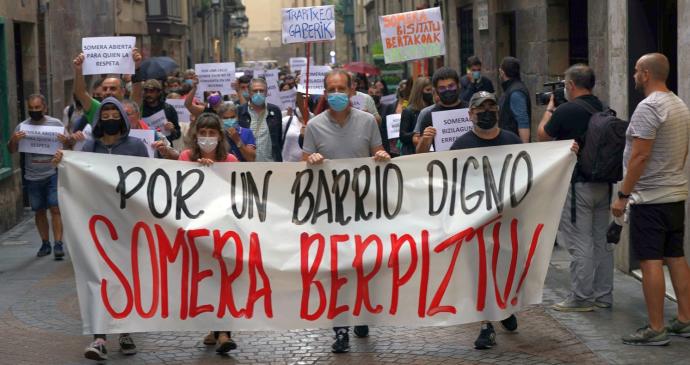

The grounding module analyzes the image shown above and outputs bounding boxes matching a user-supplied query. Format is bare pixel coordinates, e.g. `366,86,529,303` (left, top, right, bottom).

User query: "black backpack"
572,99,628,183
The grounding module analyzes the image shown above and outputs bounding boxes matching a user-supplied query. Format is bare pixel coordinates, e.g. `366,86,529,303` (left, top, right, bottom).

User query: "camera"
536,81,566,106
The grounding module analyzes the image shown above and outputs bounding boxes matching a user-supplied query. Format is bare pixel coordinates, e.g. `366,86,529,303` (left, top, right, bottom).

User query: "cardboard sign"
386,114,401,139
142,110,169,137
58,141,576,333
166,99,192,124
279,89,297,110
379,8,445,64
431,108,472,151
81,37,136,75
282,5,336,44
195,62,236,98
296,65,332,95
18,124,64,155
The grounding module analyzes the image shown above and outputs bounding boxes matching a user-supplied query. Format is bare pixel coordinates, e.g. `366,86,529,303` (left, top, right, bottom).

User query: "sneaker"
84,339,108,361
216,337,237,354
332,332,350,353
500,314,518,332
594,300,612,309
118,333,137,355
203,332,217,345
622,325,670,346
667,317,690,338
474,322,497,349
36,242,51,257
552,298,595,312
53,241,65,260
353,325,369,338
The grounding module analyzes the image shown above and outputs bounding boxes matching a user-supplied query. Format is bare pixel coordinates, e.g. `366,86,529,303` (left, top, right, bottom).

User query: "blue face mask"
472,71,481,81
251,92,266,106
223,118,238,129
327,92,350,112
184,79,194,85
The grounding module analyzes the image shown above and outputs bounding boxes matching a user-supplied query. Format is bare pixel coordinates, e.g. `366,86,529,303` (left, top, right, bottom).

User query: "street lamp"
330,50,336,65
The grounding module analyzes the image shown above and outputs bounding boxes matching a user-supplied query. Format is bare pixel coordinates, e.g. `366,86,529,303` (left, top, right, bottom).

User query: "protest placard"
296,65,332,95
386,114,401,139
81,37,136,75
431,108,472,151
142,110,169,136
18,124,64,155
58,141,575,333
289,57,312,71
73,124,92,152
128,129,156,158
165,99,191,124
194,62,236,97
378,8,445,64
282,5,336,44
279,89,297,110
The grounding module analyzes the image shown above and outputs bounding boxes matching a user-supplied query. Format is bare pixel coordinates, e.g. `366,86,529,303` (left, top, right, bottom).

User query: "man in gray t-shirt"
302,69,391,354
614,53,690,346
8,94,66,260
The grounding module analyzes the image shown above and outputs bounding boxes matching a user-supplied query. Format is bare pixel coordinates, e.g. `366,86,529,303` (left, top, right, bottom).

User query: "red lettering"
511,223,545,306
427,227,474,316
156,225,189,319
388,234,417,315
300,233,327,320
131,222,159,318
491,221,517,309
475,228,488,311
352,234,383,315
90,215,133,319
418,230,430,318
245,232,273,318
328,234,349,319
187,229,214,317
213,230,244,318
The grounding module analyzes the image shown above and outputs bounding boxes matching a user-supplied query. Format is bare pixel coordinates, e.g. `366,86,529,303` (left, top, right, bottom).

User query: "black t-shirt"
450,129,522,150
544,94,603,141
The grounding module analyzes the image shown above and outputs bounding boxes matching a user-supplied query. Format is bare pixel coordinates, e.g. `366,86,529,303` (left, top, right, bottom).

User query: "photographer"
537,64,613,312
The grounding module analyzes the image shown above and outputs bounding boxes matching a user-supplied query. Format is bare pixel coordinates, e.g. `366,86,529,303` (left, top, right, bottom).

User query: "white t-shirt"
281,114,304,162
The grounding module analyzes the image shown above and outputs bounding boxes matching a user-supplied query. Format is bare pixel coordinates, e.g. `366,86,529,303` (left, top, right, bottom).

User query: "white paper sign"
289,57,311,71
431,108,472,151
279,89,297,110
195,62,236,97
128,129,156,158
166,99,191,124
296,65,332,95
142,110,169,136
386,114,401,139
81,37,136,75
18,124,65,155
58,141,576,333
381,94,397,105
282,5,336,44
73,124,92,152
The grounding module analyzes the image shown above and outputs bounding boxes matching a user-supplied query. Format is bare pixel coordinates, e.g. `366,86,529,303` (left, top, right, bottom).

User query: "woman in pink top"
179,112,238,166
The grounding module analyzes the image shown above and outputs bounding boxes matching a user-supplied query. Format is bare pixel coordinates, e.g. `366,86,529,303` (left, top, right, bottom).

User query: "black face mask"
372,95,381,105
101,119,122,136
476,111,498,130
422,92,434,105
439,89,459,105
28,111,44,122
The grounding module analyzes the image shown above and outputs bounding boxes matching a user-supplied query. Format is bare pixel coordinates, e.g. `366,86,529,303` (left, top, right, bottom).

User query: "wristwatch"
617,191,631,199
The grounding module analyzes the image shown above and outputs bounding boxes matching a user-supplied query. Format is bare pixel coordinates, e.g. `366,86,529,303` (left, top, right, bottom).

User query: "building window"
458,5,474,72
167,0,181,17
147,0,161,15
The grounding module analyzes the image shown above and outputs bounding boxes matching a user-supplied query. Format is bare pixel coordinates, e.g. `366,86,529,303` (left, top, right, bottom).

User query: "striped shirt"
248,105,274,162
624,91,690,201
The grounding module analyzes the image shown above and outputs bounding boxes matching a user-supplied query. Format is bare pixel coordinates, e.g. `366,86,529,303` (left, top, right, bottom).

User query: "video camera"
536,81,566,106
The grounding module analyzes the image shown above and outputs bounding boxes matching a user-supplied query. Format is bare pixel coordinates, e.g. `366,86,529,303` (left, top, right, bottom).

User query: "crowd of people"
7,48,690,361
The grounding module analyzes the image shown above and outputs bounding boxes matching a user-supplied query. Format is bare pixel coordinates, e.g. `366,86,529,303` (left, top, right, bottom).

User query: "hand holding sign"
18,124,65,155
282,6,336,44
431,108,472,151
81,37,137,75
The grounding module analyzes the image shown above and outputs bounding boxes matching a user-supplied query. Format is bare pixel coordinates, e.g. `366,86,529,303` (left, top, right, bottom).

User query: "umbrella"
138,56,179,81
343,61,380,75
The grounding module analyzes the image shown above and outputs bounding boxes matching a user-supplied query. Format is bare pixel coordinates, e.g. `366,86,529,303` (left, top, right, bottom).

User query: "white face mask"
198,136,218,153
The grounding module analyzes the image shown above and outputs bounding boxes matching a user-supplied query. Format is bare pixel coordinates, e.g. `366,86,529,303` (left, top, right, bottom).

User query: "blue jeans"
25,174,58,211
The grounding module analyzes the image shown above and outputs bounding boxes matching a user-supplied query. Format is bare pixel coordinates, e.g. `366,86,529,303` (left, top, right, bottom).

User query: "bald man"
613,53,690,345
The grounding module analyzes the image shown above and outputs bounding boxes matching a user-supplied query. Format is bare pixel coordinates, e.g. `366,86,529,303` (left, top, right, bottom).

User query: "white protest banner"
166,99,191,124
58,141,575,334
18,124,64,155
282,5,336,44
386,114,401,139
279,89,297,110
379,8,445,64
142,110,169,136
296,65,332,95
381,94,397,105
289,57,312,71
82,37,136,75
195,62,236,98
128,129,156,158
432,108,472,151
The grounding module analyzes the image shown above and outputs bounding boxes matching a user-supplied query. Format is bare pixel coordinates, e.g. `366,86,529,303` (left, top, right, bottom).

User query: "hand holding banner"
431,108,472,151
81,37,136,75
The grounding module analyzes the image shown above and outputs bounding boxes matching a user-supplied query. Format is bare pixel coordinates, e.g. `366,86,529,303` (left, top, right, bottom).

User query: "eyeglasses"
436,84,458,93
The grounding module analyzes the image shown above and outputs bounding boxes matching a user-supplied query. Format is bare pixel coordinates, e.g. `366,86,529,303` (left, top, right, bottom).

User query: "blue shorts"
26,174,58,211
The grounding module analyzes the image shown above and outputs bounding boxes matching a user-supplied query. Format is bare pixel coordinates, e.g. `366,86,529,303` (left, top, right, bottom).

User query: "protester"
8,94,65,259
498,57,531,142
375,79,389,96
182,69,196,85
302,69,391,354
537,64,613,312
185,76,224,116
53,97,148,361
349,72,382,125
613,53,690,345
413,67,469,153
140,79,181,143
236,78,283,162
179,113,238,171
218,102,256,162
399,76,433,155
165,76,182,94
236,75,252,105
281,92,310,162
62,95,84,131
121,99,178,160
460,56,495,103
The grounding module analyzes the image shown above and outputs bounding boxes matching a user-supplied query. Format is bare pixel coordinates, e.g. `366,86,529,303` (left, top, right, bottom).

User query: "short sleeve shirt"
15,116,64,181
303,108,382,159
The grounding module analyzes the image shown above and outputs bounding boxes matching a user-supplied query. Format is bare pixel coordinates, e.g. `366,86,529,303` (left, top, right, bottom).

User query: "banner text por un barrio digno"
89,151,540,322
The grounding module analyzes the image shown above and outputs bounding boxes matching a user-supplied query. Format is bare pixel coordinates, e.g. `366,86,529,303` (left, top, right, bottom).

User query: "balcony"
146,0,186,36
